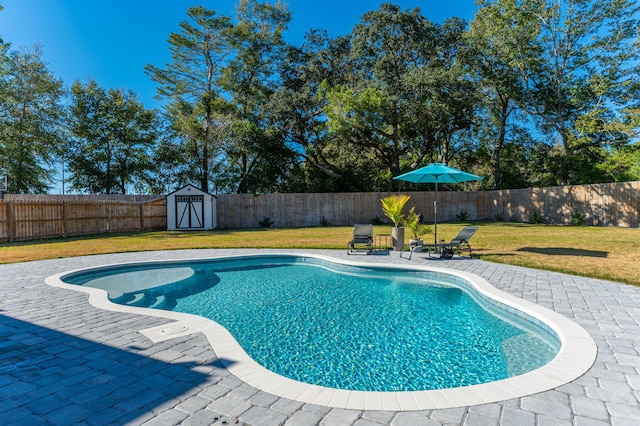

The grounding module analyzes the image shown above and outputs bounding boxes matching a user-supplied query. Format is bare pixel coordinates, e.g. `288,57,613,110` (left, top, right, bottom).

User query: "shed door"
176,195,204,229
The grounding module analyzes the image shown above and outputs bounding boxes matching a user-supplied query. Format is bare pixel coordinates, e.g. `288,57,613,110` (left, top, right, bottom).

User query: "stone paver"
1,248,639,425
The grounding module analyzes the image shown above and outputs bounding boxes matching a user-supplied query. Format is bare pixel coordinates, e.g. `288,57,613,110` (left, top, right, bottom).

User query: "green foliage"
258,216,274,228
571,210,586,226
265,32,344,192
371,216,385,225
404,207,431,239
319,216,331,227
67,79,158,194
456,209,469,221
494,213,504,222
466,2,528,190
219,1,292,194
320,5,477,190
2,0,639,195
144,6,234,192
596,141,640,182
529,210,545,224
0,44,64,193
322,84,387,133
471,0,640,187
145,2,293,194
380,194,410,227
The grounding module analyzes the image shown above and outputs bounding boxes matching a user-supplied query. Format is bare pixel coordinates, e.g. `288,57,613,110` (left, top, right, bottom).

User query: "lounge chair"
347,224,374,255
441,226,478,258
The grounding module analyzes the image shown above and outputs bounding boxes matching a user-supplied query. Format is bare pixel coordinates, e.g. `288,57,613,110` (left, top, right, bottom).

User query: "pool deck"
1,249,639,425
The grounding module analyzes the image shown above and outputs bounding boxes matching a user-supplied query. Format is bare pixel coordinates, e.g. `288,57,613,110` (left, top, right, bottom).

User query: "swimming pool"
47,252,597,410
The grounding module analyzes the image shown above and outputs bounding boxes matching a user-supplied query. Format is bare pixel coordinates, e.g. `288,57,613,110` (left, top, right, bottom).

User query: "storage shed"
166,185,217,230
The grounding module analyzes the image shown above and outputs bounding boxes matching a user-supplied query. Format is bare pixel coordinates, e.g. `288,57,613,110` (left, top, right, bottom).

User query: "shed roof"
166,184,215,198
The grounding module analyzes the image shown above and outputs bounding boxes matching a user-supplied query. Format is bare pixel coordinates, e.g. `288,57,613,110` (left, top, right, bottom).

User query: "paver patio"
1,249,639,425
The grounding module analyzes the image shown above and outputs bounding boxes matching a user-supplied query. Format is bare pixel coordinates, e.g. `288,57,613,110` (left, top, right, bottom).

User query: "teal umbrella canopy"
393,163,482,247
394,162,482,184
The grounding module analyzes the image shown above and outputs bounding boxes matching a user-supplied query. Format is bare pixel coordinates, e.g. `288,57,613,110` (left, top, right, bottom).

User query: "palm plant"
404,207,431,241
380,194,411,251
380,194,410,227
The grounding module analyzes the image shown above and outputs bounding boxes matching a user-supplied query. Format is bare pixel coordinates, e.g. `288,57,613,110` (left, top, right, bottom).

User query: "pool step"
125,292,149,307
109,270,218,310
124,293,176,310
148,295,167,309
112,291,178,310
110,293,133,304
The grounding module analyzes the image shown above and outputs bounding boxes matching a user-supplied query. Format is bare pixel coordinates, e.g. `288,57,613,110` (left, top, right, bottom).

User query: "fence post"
62,201,68,237
139,202,144,231
107,202,111,233
7,202,13,243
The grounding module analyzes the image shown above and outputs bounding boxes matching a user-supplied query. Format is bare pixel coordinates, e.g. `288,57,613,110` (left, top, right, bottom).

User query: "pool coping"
44,252,598,411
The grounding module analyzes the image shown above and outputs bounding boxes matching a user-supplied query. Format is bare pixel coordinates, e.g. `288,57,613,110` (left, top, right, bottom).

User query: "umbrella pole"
434,180,438,247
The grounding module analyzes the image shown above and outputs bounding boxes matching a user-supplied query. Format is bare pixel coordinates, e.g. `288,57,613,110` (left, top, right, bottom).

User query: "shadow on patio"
0,313,224,425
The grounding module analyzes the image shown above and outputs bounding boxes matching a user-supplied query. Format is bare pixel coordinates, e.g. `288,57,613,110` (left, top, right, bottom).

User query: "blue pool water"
63,255,560,392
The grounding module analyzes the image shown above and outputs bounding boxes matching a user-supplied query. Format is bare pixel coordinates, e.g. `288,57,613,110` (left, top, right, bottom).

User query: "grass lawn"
1,222,638,286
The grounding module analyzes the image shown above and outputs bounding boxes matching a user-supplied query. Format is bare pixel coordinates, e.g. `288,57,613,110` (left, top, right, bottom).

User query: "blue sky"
0,1,477,108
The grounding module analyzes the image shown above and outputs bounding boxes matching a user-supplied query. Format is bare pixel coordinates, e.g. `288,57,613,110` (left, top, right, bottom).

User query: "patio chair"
441,226,478,258
347,224,374,255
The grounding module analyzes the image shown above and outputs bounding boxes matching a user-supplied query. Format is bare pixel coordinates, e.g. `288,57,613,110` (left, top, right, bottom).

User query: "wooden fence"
2,194,163,202
1,181,638,242
477,182,640,227
215,181,640,228
0,198,166,242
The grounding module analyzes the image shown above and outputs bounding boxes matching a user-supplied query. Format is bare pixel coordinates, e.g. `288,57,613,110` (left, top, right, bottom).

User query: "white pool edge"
45,252,598,411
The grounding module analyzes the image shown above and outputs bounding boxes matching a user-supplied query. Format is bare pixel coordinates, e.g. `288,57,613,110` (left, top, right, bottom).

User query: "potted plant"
404,207,431,251
380,194,410,251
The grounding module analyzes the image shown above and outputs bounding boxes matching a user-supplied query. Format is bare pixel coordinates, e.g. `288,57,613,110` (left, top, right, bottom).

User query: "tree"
466,5,531,189
147,1,295,194
66,80,158,194
268,31,362,191
145,6,233,193
218,0,294,193
474,0,640,185
321,5,478,190
326,4,432,183
0,45,64,193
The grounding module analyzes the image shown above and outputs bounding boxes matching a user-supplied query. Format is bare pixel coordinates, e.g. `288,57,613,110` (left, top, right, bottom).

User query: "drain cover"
139,321,195,342
159,324,189,335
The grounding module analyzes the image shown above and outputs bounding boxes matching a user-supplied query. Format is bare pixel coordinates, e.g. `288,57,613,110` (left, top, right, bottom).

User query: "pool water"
64,256,560,392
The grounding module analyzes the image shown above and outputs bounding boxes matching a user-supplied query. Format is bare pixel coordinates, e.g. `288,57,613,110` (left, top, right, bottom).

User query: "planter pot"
391,226,405,251
409,239,423,251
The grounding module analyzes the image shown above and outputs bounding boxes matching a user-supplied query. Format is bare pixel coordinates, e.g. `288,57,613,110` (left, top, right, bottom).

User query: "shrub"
320,216,331,227
371,216,385,225
456,209,469,221
530,210,545,224
571,210,586,226
404,207,431,240
494,213,504,222
258,216,274,228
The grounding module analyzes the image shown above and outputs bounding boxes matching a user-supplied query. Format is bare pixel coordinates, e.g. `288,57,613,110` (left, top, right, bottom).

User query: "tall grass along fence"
0,196,166,242
0,181,638,242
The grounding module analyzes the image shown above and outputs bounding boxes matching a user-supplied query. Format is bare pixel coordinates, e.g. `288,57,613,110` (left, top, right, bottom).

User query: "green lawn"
1,222,638,286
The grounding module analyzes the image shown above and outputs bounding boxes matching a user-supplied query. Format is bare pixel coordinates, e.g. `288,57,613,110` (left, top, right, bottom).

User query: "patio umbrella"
393,162,482,246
